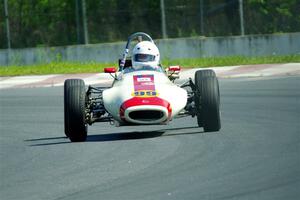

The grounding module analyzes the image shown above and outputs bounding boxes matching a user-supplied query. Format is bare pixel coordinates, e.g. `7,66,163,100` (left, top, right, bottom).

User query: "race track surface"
1,76,300,200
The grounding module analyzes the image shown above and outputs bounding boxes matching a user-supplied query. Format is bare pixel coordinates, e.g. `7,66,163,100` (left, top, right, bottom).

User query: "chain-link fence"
1,0,299,49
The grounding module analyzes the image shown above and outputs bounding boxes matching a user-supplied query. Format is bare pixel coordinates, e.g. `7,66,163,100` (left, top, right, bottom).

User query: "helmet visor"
134,54,155,62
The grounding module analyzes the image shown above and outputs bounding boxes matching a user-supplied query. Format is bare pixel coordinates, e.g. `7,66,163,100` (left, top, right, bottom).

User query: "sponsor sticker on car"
132,75,158,97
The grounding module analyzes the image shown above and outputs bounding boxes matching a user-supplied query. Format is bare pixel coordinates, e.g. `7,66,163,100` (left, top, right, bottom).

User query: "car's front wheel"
194,70,221,132
64,79,87,142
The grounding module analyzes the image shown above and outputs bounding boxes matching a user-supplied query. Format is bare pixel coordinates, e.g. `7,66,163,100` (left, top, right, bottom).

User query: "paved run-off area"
0,64,300,199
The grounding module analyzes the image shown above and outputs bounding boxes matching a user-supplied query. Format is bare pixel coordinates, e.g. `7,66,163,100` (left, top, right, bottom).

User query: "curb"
1,63,299,89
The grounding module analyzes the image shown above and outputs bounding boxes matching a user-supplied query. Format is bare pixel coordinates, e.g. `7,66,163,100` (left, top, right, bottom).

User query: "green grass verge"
0,62,115,76
1,55,299,76
162,54,300,67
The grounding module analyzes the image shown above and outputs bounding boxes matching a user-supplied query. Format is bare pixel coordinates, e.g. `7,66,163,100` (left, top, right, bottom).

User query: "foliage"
0,0,299,49
1,54,299,76
245,0,300,34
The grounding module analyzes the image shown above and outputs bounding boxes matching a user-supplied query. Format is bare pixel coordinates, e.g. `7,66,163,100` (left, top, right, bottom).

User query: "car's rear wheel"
195,69,216,78
64,79,87,142
194,70,221,132
64,81,70,138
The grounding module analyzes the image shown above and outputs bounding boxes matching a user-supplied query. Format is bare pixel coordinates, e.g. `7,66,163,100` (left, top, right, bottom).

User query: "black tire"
194,70,221,132
64,79,87,142
194,69,216,127
64,82,70,138
195,69,216,78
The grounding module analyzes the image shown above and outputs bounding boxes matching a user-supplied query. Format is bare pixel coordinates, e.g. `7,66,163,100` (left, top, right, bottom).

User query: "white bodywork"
103,70,187,124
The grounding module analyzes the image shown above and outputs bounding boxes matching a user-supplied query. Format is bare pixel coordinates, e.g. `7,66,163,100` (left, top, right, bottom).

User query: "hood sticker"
132,75,158,97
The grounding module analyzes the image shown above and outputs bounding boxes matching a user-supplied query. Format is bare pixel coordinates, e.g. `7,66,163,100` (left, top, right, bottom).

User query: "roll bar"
119,32,154,70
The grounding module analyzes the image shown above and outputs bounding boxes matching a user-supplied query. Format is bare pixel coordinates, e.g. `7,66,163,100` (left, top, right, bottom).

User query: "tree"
0,0,299,49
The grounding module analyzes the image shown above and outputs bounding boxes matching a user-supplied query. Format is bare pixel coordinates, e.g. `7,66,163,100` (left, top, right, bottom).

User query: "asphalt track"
0,76,300,200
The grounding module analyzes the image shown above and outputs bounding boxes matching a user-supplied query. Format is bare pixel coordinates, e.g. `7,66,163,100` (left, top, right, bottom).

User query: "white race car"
64,32,221,142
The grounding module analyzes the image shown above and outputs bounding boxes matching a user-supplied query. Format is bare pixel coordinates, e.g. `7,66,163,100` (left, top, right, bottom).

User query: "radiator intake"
128,110,164,121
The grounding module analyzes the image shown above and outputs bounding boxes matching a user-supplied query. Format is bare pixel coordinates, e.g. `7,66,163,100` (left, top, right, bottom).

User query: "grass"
0,62,115,76
162,54,300,67
0,55,299,76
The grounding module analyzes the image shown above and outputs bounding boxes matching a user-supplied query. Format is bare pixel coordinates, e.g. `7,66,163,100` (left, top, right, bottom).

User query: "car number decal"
132,75,158,97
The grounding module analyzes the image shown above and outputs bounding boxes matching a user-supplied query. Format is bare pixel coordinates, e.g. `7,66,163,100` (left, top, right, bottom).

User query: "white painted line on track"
257,63,300,76
180,66,240,80
0,75,56,89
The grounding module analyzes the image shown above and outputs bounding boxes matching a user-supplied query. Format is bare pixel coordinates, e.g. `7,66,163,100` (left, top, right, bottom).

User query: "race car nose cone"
127,107,167,123
120,97,172,124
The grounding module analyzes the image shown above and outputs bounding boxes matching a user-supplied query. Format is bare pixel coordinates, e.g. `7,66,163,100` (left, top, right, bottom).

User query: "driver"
131,41,161,71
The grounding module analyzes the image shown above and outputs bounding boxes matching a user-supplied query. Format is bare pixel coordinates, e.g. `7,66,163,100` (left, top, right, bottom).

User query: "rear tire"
64,82,69,137
194,70,221,132
64,79,87,142
195,69,216,78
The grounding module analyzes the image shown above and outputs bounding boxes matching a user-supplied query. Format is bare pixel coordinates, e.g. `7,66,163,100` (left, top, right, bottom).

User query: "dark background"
1,0,299,49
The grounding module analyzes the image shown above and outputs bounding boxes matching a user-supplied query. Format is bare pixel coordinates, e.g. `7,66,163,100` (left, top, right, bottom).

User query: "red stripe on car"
120,97,172,121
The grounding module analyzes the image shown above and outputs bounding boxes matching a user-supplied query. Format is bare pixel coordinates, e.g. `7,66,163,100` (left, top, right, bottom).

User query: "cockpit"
123,65,164,74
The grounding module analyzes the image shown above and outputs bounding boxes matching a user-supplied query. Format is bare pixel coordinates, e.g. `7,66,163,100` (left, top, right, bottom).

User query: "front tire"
64,79,87,142
194,70,221,132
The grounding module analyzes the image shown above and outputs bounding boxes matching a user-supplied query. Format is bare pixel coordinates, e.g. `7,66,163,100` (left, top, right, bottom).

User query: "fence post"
160,0,167,39
4,0,11,65
75,0,81,44
239,0,245,35
4,0,11,49
82,0,89,44
200,0,204,35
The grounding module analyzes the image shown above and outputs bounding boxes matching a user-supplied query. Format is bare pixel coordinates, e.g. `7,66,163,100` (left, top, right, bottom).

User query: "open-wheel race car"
64,32,221,142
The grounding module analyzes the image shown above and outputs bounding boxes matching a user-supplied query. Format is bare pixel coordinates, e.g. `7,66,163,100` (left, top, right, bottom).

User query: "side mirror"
104,67,116,73
166,66,181,81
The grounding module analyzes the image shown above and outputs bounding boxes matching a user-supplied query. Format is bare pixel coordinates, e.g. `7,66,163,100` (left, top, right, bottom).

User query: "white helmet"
132,41,160,69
